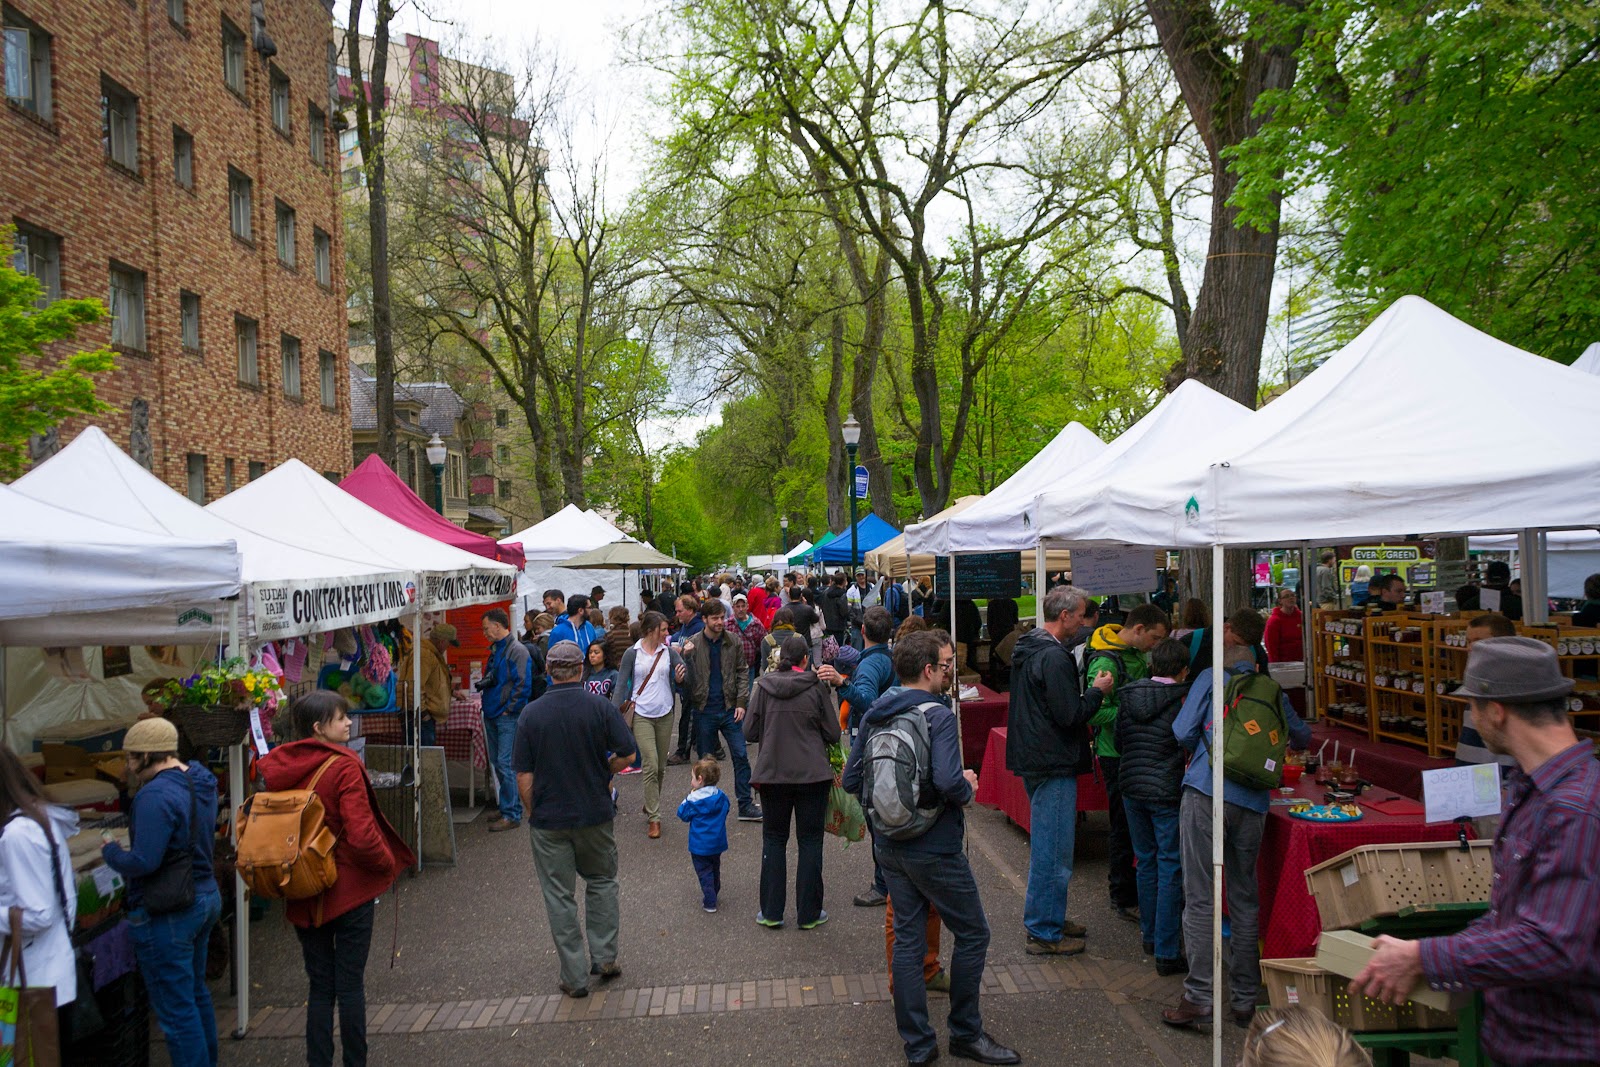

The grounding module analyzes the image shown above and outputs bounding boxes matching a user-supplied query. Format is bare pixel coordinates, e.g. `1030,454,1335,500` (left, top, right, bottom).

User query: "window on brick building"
313,227,331,286
275,200,295,267
269,66,289,134
248,460,265,481
235,315,258,385
166,0,184,28
221,18,244,96
319,349,336,408
3,7,52,121
496,444,509,463
186,453,206,503
338,127,358,155
448,453,464,499
281,334,301,398
498,478,509,500
180,289,201,352
11,223,60,306
223,457,235,493
108,263,146,351
172,125,193,188
228,167,252,241
101,75,140,172
308,104,326,165
495,408,508,428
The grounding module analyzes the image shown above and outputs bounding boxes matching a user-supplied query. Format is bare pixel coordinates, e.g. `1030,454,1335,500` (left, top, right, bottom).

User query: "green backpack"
1214,671,1289,789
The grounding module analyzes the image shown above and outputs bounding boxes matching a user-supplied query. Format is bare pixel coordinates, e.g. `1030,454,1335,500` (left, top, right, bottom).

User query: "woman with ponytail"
743,634,840,930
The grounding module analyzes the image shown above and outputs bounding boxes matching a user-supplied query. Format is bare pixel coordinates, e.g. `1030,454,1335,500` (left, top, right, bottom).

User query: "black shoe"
1112,902,1140,923
948,1033,1021,1065
908,1051,941,1066
590,961,622,983
1156,957,1186,977
738,805,764,822
1142,940,1155,956
1232,1008,1256,1029
853,888,888,907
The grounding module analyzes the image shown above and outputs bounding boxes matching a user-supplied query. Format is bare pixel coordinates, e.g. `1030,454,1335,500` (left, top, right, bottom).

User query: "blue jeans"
483,712,522,823
1123,797,1182,958
1022,775,1078,943
127,884,222,1067
695,708,752,809
692,854,722,909
878,846,990,1061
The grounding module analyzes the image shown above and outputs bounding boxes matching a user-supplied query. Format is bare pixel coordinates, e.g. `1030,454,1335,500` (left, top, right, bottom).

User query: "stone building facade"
2,0,350,499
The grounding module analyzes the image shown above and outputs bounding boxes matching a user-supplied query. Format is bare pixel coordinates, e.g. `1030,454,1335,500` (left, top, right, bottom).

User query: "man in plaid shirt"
732,593,768,684
1355,637,1600,1066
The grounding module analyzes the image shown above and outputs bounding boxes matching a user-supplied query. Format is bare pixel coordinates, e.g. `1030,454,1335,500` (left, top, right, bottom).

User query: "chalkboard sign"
934,553,1023,599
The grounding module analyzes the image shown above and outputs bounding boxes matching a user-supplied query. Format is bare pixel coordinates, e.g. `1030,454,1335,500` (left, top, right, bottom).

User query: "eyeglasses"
936,659,956,673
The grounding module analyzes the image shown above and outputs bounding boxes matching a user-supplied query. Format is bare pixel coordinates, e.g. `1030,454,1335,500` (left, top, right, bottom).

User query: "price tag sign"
1422,763,1502,824
249,707,269,756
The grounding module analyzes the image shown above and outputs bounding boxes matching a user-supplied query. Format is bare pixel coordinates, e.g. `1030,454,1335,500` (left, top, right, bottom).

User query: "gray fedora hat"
1455,636,1574,703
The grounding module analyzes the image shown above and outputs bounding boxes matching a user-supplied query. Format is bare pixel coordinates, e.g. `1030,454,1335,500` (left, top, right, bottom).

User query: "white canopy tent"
1572,341,1600,376
1028,296,1600,1067
1469,530,1600,599
502,504,636,616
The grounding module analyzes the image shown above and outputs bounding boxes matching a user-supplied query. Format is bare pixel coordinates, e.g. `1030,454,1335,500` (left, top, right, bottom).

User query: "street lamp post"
425,433,447,515
780,515,789,556
842,413,861,579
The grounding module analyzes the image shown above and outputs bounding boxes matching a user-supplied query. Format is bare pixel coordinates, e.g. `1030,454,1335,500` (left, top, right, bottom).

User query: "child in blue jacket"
676,757,730,912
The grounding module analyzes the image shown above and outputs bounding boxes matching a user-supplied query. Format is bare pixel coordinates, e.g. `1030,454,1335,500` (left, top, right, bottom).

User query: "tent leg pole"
413,605,424,873
1210,543,1225,1067
1301,542,1315,718
949,553,963,765
1034,545,1046,625
1521,529,1549,625
231,742,249,1037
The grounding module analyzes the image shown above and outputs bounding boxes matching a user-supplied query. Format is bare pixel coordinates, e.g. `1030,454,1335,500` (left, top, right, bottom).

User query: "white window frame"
3,9,51,121
180,289,201,351
280,334,301,398
101,75,139,172
269,66,289,134
308,104,327,165
236,316,258,385
167,0,184,27
223,457,235,493
313,227,331,286
11,224,60,306
228,167,252,241
275,200,295,267
319,349,336,408
108,263,147,351
221,18,244,96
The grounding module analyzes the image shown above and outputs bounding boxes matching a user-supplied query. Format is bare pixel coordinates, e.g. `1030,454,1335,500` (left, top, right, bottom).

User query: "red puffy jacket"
257,739,415,927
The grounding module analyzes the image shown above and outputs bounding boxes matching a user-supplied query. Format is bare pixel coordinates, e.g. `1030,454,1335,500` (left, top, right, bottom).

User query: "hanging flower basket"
168,704,254,748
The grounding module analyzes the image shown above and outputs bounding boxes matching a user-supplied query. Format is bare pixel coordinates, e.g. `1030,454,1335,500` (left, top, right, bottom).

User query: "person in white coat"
0,744,79,1010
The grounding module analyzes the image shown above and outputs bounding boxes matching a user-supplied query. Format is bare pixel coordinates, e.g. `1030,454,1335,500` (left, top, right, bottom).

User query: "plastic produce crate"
1262,958,1453,1034
1305,840,1494,930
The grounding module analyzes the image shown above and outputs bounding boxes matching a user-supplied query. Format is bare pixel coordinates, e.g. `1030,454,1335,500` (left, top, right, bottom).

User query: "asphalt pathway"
181,756,1276,1066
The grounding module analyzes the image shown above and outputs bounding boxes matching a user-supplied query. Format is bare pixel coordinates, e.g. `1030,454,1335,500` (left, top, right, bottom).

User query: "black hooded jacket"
1005,627,1100,779
1113,679,1192,804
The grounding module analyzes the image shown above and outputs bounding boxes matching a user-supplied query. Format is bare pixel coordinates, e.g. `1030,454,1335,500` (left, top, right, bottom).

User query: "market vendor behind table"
1352,637,1600,1066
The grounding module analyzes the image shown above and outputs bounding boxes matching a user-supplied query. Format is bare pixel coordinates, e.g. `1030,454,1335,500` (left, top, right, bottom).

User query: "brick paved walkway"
243,955,1180,1040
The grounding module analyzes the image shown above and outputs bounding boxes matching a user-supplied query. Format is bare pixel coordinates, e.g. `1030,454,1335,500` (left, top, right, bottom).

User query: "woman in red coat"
258,691,415,1067
1263,587,1306,663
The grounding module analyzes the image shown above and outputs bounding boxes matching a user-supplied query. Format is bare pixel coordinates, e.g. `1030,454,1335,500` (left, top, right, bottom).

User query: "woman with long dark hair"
743,634,841,929
257,692,415,1067
0,744,78,1017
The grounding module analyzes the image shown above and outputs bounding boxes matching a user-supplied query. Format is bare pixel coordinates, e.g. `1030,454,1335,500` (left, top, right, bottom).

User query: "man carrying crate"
1354,637,1600,1067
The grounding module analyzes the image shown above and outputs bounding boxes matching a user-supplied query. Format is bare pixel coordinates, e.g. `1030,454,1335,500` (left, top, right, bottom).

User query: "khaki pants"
632,713,675,821
528,821,619,992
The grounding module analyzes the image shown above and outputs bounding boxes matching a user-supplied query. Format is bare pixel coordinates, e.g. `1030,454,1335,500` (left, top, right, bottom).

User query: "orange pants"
885,896,942,990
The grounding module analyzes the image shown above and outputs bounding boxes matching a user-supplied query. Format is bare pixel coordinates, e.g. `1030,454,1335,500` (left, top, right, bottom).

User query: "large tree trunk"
1178,547,1254,622
854,259,898,525
824,315,847,533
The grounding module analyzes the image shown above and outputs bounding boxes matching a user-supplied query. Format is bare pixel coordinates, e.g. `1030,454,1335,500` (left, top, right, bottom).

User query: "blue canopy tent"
810,513,901,566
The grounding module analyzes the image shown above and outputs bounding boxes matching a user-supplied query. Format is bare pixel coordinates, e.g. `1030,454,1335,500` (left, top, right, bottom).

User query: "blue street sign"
853,465,869,499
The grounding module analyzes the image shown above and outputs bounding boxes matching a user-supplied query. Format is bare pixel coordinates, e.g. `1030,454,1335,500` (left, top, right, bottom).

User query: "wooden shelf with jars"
1366,614,1436,753
1313,609,1372,739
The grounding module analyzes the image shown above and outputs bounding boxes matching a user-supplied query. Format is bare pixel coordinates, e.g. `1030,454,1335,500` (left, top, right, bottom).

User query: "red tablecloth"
1309,722,1453,799
358,694,488,771
973,727,1109,832
959,684,1007,772
1258,778,1464,958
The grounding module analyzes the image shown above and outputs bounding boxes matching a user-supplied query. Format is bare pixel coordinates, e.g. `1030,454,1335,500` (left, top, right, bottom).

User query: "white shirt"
0,807,79,1006
847,584,879,610
628,640,675,719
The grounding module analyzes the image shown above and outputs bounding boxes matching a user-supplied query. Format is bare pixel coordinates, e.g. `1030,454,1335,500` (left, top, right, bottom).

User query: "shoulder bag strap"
1189,628,1205,662
305,754,344,793
5,905,27,988
637,647,666,692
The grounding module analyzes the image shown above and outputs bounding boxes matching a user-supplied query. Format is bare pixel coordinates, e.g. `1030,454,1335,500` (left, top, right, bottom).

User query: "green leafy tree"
0,237,115,479
1230,0,1600,361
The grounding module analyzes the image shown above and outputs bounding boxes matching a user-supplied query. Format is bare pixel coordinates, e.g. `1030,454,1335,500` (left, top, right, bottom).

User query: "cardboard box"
1314,930,1465,1013
41,744,126,786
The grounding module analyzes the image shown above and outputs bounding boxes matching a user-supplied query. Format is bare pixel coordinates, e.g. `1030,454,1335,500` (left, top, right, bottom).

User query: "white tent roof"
1573,342,1600,376
904,422,1105,554
0,482,242,644
209,460,516,614
503,505,633,562
12,428,412,642
1036,296,1600,548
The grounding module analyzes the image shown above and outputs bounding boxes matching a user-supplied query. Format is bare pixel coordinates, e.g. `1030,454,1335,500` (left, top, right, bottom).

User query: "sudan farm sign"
251,574,414,639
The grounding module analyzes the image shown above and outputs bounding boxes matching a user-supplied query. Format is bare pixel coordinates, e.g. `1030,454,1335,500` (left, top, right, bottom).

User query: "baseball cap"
431,623,460,646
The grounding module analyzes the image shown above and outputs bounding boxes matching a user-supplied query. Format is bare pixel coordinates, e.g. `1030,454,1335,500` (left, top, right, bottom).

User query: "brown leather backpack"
235,755,340,903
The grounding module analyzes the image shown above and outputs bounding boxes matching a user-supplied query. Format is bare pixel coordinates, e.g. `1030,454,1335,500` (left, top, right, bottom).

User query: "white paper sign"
1480,587,1502,612
1422,763,1503,824
1070,547,1158,595
1421,591,1447,614
91,864,121,897
249,707,269,757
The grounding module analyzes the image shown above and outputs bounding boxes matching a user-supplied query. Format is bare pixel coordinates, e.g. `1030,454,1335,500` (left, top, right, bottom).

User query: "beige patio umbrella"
557,540,689,604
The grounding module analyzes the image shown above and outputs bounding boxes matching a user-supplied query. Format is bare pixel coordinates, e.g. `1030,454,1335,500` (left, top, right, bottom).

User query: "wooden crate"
1306,841,1495,930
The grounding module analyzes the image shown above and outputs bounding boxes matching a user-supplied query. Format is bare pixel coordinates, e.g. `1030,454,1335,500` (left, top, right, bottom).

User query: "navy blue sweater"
841,687,972,855
102,762,219,907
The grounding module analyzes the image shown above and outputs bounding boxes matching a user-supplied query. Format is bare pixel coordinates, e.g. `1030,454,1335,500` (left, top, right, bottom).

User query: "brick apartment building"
2,0,350,500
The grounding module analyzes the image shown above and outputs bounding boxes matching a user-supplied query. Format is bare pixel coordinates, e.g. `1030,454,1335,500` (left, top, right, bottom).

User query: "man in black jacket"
1007,586,1113,956
822,572,851,643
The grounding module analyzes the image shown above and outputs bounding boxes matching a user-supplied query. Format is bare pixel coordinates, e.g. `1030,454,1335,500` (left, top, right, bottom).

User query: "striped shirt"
1418,741,1600,1065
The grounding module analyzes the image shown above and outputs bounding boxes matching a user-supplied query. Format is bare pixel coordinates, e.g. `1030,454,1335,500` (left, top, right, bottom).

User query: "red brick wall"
1,0,351,498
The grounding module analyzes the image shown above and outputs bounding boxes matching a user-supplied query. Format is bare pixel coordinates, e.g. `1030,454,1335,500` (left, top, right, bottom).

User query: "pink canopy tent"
340,454,526,568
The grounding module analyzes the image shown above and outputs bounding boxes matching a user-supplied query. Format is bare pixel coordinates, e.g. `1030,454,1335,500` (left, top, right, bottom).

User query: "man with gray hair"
1007,585,1114,956
514,640,638,999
